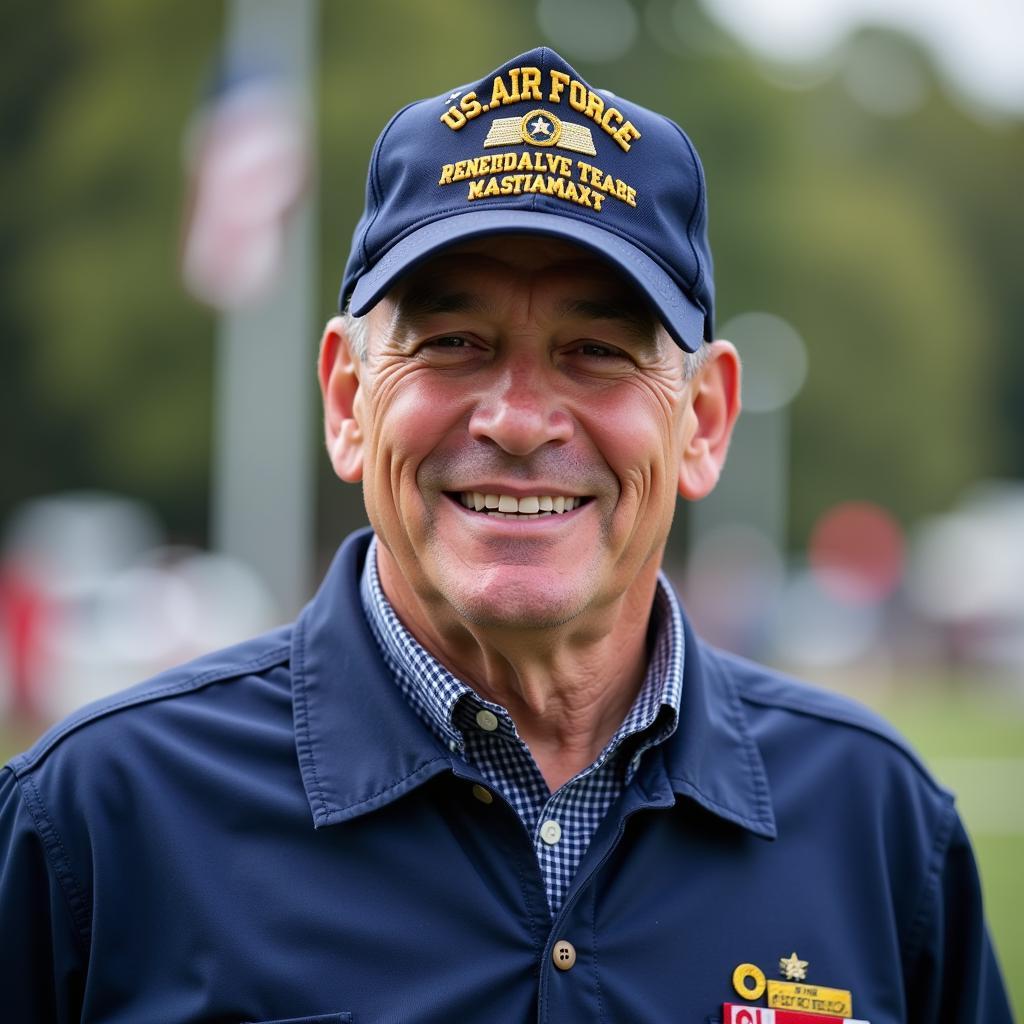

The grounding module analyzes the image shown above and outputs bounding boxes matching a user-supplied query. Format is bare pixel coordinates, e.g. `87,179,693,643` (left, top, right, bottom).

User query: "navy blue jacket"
1,530,1011,1023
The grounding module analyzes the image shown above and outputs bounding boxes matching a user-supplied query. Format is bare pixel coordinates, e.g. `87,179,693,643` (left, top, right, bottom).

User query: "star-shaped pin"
779,952,808,981
444,90,462,104
528,117,552,137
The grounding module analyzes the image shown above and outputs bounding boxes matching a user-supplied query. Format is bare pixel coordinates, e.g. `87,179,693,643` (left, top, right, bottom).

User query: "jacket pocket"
244,1014,352,1024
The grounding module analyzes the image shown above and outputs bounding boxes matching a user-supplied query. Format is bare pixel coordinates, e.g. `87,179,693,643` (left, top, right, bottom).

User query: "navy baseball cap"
339,46,714,352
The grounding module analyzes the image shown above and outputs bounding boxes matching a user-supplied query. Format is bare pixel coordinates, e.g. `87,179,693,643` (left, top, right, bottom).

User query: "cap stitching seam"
672,121,707,301
361,100,421,270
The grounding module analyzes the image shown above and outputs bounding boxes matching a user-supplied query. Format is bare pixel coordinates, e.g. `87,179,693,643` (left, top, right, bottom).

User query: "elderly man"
1,47,1011,1024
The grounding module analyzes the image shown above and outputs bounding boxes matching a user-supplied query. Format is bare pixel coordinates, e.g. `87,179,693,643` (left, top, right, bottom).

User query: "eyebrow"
390,272,659,345
390,283,486,341
556,297,659,344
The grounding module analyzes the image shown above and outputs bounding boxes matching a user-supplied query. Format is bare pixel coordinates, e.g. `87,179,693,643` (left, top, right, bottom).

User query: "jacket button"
552,940,576,971
475,709,499,731
471,784,493,804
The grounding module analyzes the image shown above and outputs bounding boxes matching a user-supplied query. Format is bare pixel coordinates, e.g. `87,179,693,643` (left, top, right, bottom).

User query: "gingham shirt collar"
359,536,683,776
358,537,688,914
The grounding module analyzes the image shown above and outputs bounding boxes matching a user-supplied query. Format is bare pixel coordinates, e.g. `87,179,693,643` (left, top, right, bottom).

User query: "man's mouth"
450,491,587,518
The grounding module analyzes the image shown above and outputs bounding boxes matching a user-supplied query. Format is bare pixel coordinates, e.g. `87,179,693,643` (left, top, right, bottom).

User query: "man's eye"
423,335,474,350
575,342,629,360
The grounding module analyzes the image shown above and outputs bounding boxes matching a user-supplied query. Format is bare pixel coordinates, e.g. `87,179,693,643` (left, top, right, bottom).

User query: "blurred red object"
809,501,905,605
0,562,53,718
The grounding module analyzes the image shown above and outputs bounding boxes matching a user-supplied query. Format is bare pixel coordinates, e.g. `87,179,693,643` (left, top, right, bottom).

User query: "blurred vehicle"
908,480,1024,670
0,492,279,722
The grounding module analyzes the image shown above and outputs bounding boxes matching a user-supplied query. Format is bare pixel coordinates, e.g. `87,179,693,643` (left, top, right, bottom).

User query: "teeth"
459,492,582,516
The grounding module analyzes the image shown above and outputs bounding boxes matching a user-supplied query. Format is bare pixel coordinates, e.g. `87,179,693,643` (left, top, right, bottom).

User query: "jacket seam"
11,644,292,775
14,769,92,957
900,791,958,974
592,889,607,1024
290,613,330,820
738,689,944,796
722,666,773,824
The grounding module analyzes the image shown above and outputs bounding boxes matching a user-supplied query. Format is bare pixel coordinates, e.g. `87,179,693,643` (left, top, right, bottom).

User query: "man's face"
329,235,718,631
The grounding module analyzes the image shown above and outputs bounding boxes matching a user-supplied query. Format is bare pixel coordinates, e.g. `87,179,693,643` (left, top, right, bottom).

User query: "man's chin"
438,568,595,631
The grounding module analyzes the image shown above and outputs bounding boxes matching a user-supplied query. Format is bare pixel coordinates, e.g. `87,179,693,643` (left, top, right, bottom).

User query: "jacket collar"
291,529,776,839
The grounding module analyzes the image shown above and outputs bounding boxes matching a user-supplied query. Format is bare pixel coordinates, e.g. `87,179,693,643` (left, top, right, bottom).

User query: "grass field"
867,684,1024,1016
3,680,1022,1015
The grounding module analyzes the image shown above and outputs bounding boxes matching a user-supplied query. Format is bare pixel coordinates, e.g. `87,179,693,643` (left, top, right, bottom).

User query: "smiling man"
1,47,1011,1024
320,235,736,797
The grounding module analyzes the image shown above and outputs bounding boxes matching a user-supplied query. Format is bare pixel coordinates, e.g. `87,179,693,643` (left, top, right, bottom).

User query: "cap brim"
347,210,706,352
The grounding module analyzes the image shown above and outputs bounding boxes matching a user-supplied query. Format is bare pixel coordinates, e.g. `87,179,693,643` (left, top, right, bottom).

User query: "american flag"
181,69,310,311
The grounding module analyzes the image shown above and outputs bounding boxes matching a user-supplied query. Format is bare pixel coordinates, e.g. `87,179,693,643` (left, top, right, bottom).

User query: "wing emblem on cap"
483,109,597,156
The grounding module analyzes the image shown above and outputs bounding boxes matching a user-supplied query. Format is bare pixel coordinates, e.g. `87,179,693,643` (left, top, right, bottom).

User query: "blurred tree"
4,0,222,542
0,0,79,517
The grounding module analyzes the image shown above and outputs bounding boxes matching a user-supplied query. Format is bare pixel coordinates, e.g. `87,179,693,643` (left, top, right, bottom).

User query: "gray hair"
340,310,710,380
341,310,371,361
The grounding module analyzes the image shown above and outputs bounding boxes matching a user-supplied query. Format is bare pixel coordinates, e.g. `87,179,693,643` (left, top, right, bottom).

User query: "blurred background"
1,0,1021,1006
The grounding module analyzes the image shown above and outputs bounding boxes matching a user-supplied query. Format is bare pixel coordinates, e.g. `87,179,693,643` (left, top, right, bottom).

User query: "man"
1,47,1012,1023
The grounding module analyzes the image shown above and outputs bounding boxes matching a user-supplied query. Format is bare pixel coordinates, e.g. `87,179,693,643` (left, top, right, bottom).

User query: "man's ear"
678,340,742,501
318,315,365,483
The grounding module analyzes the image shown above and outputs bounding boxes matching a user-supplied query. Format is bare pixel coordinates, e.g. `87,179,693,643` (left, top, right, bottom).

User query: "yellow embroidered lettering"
601,108,623,131
438,165,455,185
568,80,588,112
490,75,514,108
548,70,570,103
506,68,522,103
547,154,571,176
458,92,482,119
520,66,542,101
584,91,605,122
468,179,486,199
440,107,467,130
612,121,641,151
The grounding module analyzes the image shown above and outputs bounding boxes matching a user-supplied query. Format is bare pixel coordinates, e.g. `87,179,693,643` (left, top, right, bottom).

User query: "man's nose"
467,357,574,456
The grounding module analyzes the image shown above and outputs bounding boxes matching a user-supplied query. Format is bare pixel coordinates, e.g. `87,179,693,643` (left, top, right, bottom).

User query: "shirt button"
475,709,499,732
552,939,576,970
471,784,494,805
540,819,562,845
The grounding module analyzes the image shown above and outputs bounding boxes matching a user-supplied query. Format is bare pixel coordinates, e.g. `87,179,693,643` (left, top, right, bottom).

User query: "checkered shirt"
359,537,684,915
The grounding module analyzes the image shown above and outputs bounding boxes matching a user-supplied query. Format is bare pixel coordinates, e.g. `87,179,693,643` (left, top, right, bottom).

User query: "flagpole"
209,0,318,617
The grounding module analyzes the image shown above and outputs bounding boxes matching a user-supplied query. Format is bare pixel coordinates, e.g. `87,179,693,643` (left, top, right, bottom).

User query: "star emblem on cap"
778,952,808,981
443,90,462,104
528,116,553,138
